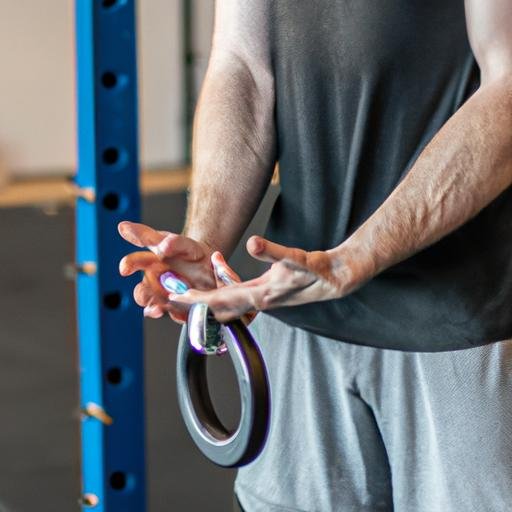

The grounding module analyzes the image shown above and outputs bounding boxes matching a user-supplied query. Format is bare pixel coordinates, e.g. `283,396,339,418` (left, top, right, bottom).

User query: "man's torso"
263,0,512,351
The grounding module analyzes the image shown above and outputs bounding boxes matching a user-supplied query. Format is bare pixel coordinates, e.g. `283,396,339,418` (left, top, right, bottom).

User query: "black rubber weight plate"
176,320,270,468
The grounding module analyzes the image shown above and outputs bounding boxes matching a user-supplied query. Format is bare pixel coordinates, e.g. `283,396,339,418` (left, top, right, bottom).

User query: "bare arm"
332,0,512,287
184,0,276,257
173,0,512,322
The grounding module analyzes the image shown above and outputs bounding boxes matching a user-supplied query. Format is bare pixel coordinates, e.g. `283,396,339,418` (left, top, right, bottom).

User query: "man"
119,1,512,510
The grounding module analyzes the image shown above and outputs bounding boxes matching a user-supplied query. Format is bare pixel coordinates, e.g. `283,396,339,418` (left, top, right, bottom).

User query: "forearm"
333,76,512,288
184,54,276,257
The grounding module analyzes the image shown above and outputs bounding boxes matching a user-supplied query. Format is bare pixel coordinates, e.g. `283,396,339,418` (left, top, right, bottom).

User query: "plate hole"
206,347,241,433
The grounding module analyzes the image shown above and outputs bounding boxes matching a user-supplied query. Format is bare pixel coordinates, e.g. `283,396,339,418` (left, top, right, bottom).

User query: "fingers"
169,256,323,322
156,233,206,261
134,278,189,322
119,250,198,279
211,252,258,324
171,290,252,323
118,221,169,249
143,304,165,319
168,310,187,324
120,251,159,276
132,271,177,306
134,281,164,318
119,222,202,325
133,281,153,307
247,236,307,266
169,283,262,323
211,252,241,287
119,221,208,265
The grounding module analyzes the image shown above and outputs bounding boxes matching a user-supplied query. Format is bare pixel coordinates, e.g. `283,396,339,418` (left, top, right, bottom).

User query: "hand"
118,221,218,323
169,236,353,323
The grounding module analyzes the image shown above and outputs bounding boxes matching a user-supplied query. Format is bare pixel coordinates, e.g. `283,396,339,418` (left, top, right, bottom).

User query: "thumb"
211,251,258,325
247,236,297,263
118,221,167,249
211,252,241,287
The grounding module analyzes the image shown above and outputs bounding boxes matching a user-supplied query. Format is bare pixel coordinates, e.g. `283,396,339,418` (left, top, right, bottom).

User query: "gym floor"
0,185,276,511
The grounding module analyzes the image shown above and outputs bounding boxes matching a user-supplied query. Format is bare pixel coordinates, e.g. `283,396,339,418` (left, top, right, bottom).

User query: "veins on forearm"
184,55,276,255
338,76,512,286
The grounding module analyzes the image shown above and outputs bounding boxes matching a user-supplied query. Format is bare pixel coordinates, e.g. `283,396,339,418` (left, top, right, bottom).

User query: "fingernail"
148,244,162,258
250,237,263,253
215,265,235,286
160,272,189,294
211,251,224,262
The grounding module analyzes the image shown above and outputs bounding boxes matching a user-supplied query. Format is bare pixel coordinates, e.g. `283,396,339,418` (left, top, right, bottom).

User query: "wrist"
327,239,378,295
183,212,247,258
182,220,216,251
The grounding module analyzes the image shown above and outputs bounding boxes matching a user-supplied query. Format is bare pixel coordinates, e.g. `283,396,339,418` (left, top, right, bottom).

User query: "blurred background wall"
0,0,214,178
0,2,277,510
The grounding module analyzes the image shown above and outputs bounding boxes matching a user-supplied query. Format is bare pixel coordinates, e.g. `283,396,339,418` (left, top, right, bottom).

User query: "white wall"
138,0,183,171
0,0,214,178
0,1,76,176
193,0,214,94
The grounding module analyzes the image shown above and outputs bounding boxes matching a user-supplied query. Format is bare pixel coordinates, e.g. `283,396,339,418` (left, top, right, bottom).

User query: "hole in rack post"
106,367,123,385
109,471,127,490
101,72,118,89
102,147,120,165
102,0,118,9
102,193,120,211
103,292,122,309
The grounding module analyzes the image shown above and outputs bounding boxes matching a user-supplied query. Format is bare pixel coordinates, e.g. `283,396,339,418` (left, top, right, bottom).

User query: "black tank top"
264,0,512,351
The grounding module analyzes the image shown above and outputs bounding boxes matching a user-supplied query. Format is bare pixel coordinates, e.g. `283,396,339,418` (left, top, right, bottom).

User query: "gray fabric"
233,493,245,512
235,314,512,511
264,0,512,351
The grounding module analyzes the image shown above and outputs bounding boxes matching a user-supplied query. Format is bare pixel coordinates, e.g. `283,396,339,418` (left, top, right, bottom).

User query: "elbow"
475,64,512,111
476,50,512,88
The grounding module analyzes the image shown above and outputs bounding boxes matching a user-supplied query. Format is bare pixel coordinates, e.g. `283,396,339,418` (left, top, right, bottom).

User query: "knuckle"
169,311,186,324
216,311,235,323
290,272,306,287
307,251,332,273
250,291,268,311
159,234,179,255
275,261,292,277
209,298,224,311
251,296,264,311
290,248,307,265
133,284,149,307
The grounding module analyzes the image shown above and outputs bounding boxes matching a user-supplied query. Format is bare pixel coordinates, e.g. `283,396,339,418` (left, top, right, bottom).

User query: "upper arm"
210,0,272,69
465,0,512,83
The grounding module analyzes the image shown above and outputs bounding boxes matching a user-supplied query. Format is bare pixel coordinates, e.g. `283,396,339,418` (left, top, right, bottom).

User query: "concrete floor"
0,189,275,511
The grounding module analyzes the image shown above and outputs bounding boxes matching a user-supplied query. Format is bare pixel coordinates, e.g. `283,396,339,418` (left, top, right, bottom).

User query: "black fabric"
265,0,512,351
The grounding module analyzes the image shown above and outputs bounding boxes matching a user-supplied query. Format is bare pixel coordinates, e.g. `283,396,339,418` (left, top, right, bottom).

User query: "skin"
119,0,274,322
120,0,512,325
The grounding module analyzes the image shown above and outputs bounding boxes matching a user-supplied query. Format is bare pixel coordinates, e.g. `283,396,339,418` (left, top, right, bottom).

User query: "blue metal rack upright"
75,1,146,510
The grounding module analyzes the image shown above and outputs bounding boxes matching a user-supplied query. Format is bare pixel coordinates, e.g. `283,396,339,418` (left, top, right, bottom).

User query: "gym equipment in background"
74,1,268,509
75,1,145,510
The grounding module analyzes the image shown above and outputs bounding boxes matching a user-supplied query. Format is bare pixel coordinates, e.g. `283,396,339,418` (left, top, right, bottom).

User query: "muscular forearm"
184,54,276,257
333,76,512,288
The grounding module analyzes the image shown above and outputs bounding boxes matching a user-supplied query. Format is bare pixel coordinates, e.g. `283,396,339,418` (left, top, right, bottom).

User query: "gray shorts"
234,314,512,512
